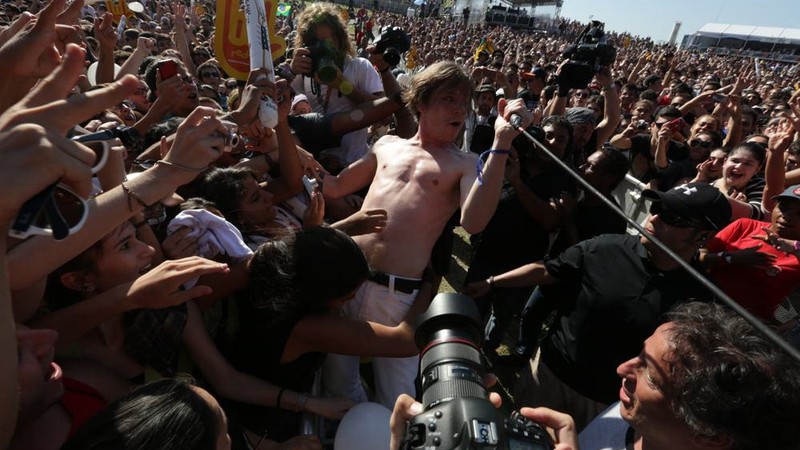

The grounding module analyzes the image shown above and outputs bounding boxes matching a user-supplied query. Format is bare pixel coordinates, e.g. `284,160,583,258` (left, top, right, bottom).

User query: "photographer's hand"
519,407,578,450
390,379,503,450
290,47,313,76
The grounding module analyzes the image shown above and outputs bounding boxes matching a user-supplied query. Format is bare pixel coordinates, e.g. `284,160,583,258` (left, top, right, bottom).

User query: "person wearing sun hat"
702,183,800,320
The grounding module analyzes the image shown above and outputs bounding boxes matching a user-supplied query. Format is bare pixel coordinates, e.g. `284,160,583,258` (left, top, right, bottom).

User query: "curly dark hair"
248,227,370,326
663,302,800,450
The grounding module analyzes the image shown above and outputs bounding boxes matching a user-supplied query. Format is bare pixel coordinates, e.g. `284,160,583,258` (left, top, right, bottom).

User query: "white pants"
322,280,419,408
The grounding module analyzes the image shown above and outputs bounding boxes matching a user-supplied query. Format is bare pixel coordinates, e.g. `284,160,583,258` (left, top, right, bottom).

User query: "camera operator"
289,3,385,166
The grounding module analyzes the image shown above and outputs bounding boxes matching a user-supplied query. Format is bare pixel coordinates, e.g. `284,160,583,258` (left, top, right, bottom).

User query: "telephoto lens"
401,293,553,450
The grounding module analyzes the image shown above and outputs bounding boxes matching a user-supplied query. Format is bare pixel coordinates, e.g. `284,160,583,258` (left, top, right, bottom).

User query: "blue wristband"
476,149,512,185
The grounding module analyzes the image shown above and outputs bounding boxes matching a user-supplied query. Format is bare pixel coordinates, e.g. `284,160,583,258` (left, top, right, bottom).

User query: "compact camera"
401,293,554,450
373,26,411,67
558,20,616,90
221,120,240,149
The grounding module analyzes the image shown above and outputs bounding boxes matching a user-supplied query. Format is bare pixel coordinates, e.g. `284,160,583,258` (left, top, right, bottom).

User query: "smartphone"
158,59,178,80
667,117,686,129
302,176,319,197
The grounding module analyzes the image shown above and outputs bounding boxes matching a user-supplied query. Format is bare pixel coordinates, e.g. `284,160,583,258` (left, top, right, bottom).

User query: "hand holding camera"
396,294,562,450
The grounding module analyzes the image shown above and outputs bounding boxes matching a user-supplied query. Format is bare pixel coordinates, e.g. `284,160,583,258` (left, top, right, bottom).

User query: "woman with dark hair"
224,226,432,443
199,167,387,249
40,221,354,448
705,142,768,220
62,379,229,450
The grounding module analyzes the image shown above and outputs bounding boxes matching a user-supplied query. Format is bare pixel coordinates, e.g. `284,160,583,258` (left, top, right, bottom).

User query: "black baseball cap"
642,183,732,230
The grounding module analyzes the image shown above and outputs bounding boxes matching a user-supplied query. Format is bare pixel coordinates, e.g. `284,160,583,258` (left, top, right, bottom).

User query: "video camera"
558,20,616,90
373,26,411,68
401,293,554,450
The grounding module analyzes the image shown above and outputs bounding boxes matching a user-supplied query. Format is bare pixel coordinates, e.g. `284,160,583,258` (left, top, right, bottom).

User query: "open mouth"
139,263,153,275
47,361,63,383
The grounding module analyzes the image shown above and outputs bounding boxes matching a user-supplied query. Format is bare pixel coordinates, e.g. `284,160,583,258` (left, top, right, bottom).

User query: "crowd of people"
1,0,800,449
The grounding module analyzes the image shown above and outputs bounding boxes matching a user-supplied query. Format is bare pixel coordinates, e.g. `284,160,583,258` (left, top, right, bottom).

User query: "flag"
215,0,287,80
474,37,494,61
277,3,291,16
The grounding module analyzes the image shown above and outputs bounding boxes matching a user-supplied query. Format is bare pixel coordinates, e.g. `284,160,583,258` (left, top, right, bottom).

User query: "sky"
540,0,800,43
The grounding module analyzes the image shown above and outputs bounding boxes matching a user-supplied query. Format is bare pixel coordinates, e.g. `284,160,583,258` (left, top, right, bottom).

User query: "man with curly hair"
289,3,384,165
579,302,800,450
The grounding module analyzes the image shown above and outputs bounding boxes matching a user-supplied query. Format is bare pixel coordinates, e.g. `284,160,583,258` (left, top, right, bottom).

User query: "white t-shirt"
291,56,383,164
578,402,631,450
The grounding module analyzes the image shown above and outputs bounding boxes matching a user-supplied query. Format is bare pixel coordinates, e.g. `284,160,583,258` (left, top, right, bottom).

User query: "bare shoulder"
372,134,410,157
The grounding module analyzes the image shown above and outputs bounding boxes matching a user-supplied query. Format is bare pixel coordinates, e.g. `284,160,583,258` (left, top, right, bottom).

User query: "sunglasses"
201,72,220,78
689,139,714,149
649,203,706,229
9,184,88,240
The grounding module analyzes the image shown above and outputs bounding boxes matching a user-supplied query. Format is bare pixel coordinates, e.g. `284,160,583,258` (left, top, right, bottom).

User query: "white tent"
695,23,800,46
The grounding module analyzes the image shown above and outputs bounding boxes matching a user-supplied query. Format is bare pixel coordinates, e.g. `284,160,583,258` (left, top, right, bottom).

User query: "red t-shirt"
706,218,800,320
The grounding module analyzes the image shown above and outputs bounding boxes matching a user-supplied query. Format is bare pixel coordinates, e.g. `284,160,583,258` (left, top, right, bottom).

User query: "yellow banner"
215,0,287,80
105,0,132,23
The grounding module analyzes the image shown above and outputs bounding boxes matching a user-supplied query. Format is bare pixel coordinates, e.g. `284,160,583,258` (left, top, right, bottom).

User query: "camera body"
373,26,411,67
307,40,340,83
558,20,616,90
401,294,554,450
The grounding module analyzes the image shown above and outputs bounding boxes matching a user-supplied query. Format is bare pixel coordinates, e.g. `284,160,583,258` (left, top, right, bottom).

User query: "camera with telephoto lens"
558,20,616,90
307,40,341,83
401,293,554,450
373,26,411,67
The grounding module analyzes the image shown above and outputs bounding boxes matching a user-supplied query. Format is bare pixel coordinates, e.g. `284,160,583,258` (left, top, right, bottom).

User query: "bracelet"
476,149,513,185
296,392,310,412
487,275,495,288
155,159,206,173
120,182,149,212
276,387,286,409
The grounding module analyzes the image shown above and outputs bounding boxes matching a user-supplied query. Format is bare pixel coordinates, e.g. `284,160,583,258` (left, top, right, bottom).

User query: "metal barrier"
611,174,651,235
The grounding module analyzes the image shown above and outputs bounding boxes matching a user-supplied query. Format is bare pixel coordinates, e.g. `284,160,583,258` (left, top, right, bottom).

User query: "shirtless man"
321,61,532,407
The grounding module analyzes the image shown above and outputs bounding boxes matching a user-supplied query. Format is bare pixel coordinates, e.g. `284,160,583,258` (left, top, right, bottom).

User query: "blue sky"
544,0,800,42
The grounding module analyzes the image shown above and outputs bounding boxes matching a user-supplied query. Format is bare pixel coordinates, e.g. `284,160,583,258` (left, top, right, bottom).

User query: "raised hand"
127,256,230,309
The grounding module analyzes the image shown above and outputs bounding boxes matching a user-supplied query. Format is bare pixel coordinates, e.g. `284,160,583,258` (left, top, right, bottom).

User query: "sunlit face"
189,386,232,450
620,88,637,107
237,176,277,231
129,80,151,111
90,223,156,292
571,89,590,107
291,100,312,115
476,91,495,116
17,327,63,426
617,323,686,436
706,149,727,179
723,148,761,190
632,103,654,122
688,135,714,162
418,86,471,143
542,124,569,160
691,115,719,136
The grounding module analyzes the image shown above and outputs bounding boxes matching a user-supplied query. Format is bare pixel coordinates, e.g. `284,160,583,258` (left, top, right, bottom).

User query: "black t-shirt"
287,113,337,156
540,234,708,403
466,167,576,282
